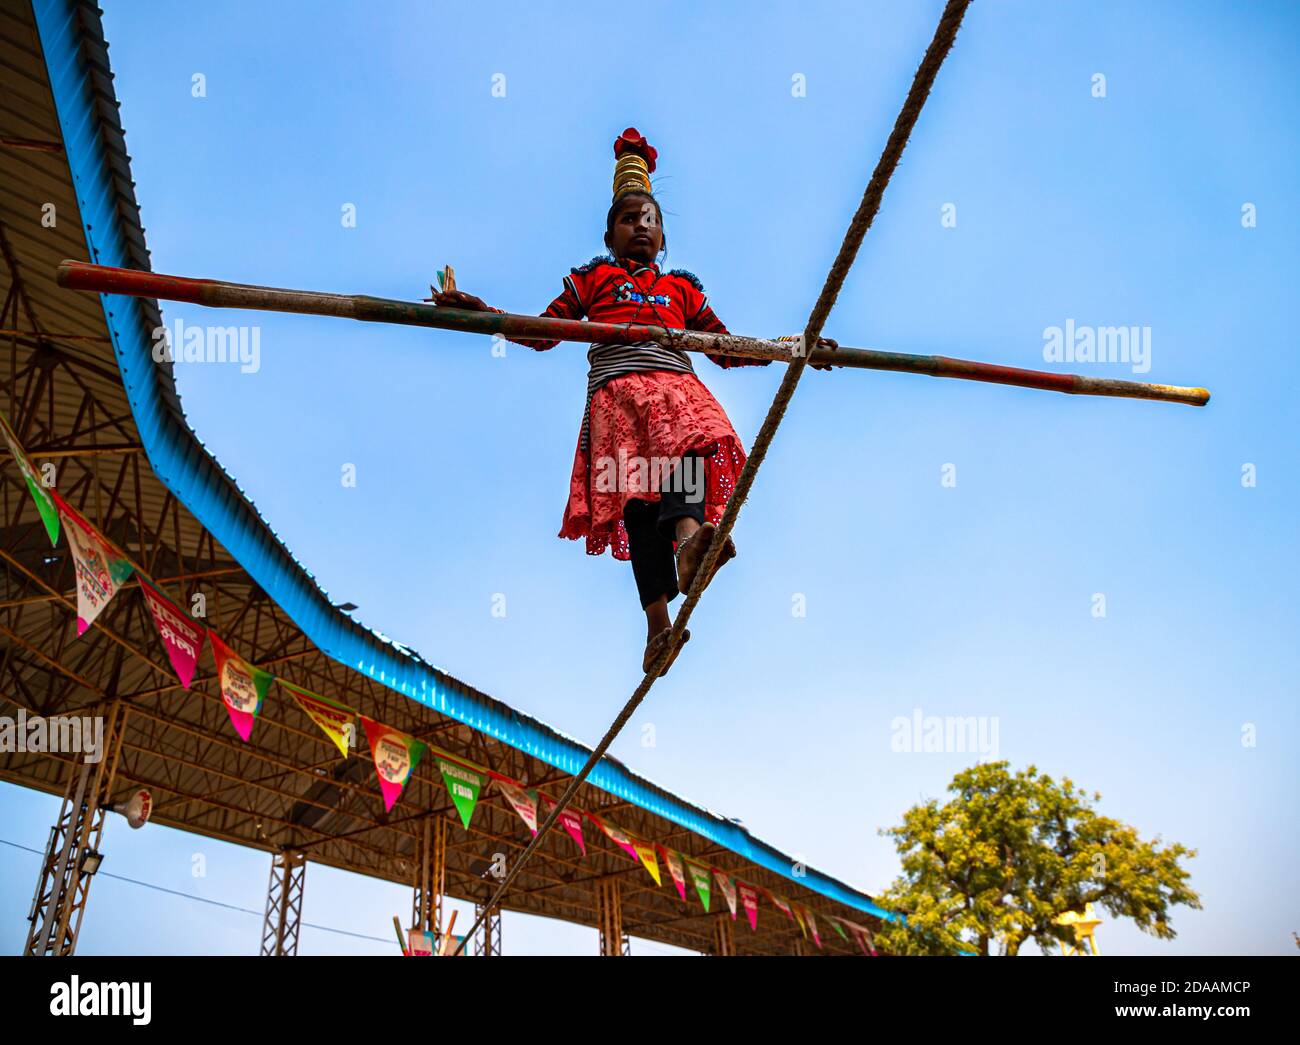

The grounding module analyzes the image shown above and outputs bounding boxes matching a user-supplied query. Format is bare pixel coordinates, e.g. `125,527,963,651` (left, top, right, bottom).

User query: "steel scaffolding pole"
596,877,629,956
411,816,447,951
23,702,127,956
259,849,306,955
713,914,736,957
471,901,502,956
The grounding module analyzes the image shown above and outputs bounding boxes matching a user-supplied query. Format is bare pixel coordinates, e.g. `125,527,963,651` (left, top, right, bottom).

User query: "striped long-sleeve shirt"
493,255,769,450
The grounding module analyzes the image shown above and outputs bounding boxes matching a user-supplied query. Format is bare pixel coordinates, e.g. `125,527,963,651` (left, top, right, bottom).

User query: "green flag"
438,757,484,830
686,861,711,912
0,409,59,546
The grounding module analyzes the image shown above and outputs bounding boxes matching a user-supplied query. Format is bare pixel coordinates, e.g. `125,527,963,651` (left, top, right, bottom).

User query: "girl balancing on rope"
432,128,836,677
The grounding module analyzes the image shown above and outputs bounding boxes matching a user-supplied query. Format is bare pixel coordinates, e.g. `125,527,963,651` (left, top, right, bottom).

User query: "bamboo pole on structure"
56,260,1210,407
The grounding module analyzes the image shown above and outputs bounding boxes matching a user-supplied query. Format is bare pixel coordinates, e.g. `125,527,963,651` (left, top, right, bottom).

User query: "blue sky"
4,0,1296,955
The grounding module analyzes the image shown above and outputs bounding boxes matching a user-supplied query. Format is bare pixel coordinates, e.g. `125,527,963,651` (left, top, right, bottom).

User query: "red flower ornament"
613,127,658,173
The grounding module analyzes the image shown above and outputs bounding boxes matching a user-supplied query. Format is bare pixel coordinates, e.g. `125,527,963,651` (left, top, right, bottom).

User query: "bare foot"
675,522,736,596
642,627,691,677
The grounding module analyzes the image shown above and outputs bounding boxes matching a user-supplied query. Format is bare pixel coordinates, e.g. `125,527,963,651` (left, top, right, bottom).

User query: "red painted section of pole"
60,261,215,304
934,356,1078,394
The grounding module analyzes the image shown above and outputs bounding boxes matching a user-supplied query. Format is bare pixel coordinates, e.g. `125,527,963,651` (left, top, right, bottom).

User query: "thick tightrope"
451,0,974,955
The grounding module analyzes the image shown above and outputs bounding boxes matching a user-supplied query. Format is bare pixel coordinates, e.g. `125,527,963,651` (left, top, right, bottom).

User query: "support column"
713,914,735,956
471,901,502,956
24,702,127,956
596,877,629,956
259,849,306,955
411,816,446,949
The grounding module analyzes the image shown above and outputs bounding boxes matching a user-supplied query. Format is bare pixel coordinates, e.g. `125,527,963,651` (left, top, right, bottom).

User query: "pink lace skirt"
559,370,747,560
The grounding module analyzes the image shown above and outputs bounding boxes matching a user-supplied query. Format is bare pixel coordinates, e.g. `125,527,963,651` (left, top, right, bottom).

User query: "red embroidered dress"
501,255,769,560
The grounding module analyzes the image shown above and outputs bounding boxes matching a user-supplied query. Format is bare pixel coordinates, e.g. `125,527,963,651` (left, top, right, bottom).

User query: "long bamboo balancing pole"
57,261,1209,407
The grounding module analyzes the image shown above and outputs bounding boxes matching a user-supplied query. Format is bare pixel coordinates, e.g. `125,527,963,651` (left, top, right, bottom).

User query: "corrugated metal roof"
26,0,893,922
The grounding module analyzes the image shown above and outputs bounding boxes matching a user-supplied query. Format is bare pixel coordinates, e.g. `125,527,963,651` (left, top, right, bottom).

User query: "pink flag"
849,924,868,955
590,814,638,861
208,632,272,742
851,922,879,956
141,581,204,689
540,794,586,854
738,882,760,931
361,717,426,813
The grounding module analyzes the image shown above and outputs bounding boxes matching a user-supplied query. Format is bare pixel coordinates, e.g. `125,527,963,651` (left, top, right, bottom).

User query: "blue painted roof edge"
32,0,895,924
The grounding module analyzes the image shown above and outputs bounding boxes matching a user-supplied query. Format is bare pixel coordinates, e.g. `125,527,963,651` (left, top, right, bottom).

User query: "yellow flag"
793,903,809,939
632,838,662,886
281,681,354,757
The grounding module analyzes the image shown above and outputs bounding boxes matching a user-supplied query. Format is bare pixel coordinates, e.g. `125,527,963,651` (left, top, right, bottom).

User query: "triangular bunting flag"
282,681,354,758
140,580,205,689
686,860,711,912
590,815,639,861
852,922,878,956
714,869,738,920
0,409,59,546
362,717,426,812
495,778,538,836
632,838,662,886
436,755,484,829
847,923,867,954
770,893,794,922
540,794,585,854
792,903,809,939
208,632,272,742
738,882,760,931
53,492,133,635
842,920,873,956
806,908,822,949
829,915,848,941
662,847,687,901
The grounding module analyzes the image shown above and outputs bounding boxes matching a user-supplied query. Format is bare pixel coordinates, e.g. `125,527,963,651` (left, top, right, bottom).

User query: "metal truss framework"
713,915,735,957
260,849,306,956
0,0,881,957
411,816,447,949
596,877,632,956
471,902,501,957
23,700,126,955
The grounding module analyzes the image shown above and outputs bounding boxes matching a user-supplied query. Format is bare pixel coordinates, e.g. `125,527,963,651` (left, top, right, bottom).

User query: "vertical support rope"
453,0,973,954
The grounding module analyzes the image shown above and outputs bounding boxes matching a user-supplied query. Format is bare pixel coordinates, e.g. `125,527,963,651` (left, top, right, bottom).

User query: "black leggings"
623,452,707,610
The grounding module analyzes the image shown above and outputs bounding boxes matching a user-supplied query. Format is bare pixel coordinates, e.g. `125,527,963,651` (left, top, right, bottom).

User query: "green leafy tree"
874,761,1200,956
